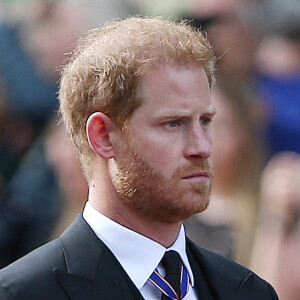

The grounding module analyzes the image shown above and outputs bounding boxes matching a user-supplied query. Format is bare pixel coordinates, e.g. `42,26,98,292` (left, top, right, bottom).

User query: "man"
0,17,278,299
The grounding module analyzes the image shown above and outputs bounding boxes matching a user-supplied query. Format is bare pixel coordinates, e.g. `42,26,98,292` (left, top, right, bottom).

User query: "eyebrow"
155,110,192,120
153,105,216,121
206,105,217,115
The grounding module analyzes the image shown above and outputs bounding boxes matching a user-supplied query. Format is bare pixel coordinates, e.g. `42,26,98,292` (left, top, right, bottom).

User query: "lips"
182,172,209,180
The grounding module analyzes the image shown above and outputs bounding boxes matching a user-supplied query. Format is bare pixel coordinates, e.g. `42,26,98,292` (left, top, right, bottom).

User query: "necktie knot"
149,251,190,300
161,250,182,277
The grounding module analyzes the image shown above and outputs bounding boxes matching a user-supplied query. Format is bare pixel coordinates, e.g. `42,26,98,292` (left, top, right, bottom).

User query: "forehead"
137,63,213,115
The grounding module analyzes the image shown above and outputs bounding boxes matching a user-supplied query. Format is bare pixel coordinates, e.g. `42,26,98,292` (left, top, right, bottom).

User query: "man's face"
110,63,215,224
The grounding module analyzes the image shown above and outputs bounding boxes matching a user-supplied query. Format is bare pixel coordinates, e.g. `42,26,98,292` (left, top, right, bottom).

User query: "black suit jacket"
0,214,278,299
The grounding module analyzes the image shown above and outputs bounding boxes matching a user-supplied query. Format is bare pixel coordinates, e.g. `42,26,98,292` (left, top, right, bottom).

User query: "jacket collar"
53,215,271,300
186,238,262,300
53,214,144,300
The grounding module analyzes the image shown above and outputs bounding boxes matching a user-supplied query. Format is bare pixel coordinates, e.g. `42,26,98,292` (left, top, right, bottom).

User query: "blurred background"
0,0,299,299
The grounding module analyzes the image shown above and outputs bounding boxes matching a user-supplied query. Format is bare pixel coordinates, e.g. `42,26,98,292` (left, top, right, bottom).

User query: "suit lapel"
53,215,144,300
52,216,273,300
186,238,249,300
187,246,217,300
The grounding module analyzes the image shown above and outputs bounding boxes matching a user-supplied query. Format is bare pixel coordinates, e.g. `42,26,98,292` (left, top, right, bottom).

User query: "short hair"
59,16,216,181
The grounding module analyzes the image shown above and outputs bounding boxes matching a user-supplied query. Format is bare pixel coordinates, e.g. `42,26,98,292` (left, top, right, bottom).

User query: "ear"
86,112,115,159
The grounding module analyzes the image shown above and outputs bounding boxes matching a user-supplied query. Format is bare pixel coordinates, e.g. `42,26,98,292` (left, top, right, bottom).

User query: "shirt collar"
83,201,194,289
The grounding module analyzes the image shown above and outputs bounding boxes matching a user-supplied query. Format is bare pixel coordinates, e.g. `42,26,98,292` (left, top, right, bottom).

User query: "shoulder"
0,237,66,299
0,214,105,300
187,237,252,277
187,238,279,299
196,243,251,277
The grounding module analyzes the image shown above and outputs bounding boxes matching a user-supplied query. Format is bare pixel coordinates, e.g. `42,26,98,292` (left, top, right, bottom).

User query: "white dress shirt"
83,201,198,299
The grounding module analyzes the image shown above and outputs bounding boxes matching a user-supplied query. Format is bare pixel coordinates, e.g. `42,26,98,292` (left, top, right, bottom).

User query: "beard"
109,137,213,224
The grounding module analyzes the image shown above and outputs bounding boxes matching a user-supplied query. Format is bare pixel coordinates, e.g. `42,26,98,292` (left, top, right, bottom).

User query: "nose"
183,124,212,159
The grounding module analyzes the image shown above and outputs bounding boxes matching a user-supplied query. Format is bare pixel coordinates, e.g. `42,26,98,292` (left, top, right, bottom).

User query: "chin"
189,200,210,216
163,195,211,224
183,191,210,216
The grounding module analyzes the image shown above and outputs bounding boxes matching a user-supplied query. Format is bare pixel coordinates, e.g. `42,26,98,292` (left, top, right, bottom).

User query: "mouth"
182,172,209,183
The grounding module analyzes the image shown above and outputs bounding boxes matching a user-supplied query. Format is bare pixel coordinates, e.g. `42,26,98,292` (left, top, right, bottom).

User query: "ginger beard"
109,135,213,224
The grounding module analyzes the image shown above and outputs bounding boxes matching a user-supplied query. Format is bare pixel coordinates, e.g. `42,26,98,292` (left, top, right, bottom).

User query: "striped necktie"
149,251,190,299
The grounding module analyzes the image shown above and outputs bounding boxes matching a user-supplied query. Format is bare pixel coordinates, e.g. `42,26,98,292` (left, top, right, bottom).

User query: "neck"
88,174,181,248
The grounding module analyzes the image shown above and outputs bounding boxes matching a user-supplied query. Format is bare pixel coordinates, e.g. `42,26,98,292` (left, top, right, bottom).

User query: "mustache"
174,159,213,178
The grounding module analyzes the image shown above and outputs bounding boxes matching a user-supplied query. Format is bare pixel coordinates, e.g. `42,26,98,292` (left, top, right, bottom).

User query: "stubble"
110,138,213,224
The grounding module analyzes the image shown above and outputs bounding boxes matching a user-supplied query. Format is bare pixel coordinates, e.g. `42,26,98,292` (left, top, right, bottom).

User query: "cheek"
133,134,182,175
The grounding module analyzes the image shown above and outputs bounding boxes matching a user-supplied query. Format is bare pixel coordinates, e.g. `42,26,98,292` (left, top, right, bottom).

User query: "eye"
200,117,212,126
168,120,182,128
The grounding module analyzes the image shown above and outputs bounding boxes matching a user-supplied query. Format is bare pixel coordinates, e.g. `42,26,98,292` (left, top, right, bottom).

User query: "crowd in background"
0,0,299,299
